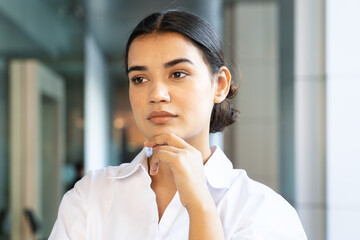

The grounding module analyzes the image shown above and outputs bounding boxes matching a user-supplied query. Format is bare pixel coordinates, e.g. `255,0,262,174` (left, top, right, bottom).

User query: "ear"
213,66,231,103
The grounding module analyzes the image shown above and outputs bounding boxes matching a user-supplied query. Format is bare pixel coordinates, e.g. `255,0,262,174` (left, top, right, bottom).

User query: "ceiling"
86,0,224,58
0,0,225,79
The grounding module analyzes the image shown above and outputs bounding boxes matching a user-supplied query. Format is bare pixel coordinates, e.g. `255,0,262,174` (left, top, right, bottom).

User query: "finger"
144,145,178,159
149,153,160,175
152,145,179,153
149,161,159,175
144,133,187,149
149,149,177,175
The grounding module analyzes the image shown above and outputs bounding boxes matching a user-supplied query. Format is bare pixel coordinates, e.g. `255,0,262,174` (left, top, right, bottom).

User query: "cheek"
186,87,214,114
129,92,142,113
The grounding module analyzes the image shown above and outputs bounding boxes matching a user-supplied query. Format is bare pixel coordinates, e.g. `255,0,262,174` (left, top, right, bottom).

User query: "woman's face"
128,32,216,142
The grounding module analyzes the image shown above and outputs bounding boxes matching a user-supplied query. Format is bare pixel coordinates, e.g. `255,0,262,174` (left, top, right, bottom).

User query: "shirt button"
164,219,171,226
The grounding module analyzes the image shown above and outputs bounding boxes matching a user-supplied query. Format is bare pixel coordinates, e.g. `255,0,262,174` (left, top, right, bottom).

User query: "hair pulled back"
125,10,239,133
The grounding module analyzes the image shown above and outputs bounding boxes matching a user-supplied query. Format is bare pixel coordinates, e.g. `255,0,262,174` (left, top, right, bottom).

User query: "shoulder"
73,162,132,190
61,162,132,204
86,163,132,181
233,170,298,216
220,169,294,214
222,170,307,239
49,163,134,239
228,169,289,205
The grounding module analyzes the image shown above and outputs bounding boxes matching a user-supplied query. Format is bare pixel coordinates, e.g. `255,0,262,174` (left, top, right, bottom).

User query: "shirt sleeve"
48,173,91,240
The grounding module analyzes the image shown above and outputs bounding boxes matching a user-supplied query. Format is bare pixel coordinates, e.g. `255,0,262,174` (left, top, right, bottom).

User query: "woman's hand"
144,133,213,211
145,133,225,240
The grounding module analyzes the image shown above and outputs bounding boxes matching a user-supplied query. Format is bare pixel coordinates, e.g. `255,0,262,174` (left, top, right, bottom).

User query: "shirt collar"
107,148,149,179
107,145,234,189
204,145,234,189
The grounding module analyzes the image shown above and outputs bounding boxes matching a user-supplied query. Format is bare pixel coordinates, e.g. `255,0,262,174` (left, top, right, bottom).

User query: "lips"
147,111,177,124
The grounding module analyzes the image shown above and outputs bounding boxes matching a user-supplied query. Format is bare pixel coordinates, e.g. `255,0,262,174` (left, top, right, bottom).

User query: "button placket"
163,219,171,226
146,174,159,237
158,191,183,238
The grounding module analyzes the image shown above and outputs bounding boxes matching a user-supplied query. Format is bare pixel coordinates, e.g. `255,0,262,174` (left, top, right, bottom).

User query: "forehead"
127,32,206,67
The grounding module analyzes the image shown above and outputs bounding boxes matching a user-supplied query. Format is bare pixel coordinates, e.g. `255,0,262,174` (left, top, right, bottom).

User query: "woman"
50,10,307,239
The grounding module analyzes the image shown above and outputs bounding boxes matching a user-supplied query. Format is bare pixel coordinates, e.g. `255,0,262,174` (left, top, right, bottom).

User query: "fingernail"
150,169,157,176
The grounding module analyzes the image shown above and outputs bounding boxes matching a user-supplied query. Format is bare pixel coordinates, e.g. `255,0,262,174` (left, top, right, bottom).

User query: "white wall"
84,34,110,172
326,0,360,239
294,0,326,239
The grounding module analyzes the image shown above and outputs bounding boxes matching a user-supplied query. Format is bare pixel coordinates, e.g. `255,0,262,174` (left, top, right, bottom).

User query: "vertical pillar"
0,58,8,217
84,34,110,172
326,0,360,239
295,0,326,239
278,0,295,206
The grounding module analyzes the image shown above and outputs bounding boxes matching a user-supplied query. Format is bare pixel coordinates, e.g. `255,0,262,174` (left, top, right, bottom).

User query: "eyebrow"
164,58,194,68
127,65,148,74
127,58,193,74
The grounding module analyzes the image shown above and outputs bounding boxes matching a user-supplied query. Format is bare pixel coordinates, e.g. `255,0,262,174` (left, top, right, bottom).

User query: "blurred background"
0,0,359,239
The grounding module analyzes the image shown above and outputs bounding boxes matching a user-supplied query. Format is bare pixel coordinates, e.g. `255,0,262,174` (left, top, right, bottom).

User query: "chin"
144,128,184,139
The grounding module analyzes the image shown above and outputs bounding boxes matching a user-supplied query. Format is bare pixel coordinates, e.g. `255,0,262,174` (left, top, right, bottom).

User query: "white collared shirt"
49,146,307,239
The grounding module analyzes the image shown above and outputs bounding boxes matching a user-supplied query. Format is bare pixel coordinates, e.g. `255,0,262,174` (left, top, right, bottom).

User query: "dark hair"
125,10,239,133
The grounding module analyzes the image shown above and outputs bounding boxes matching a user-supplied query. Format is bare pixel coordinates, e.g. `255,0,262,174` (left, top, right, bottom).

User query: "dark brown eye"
131,77,148,84
171,71,187,79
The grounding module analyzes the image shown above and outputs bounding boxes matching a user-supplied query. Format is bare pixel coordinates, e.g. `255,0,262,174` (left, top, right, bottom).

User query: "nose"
148,80,170,104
